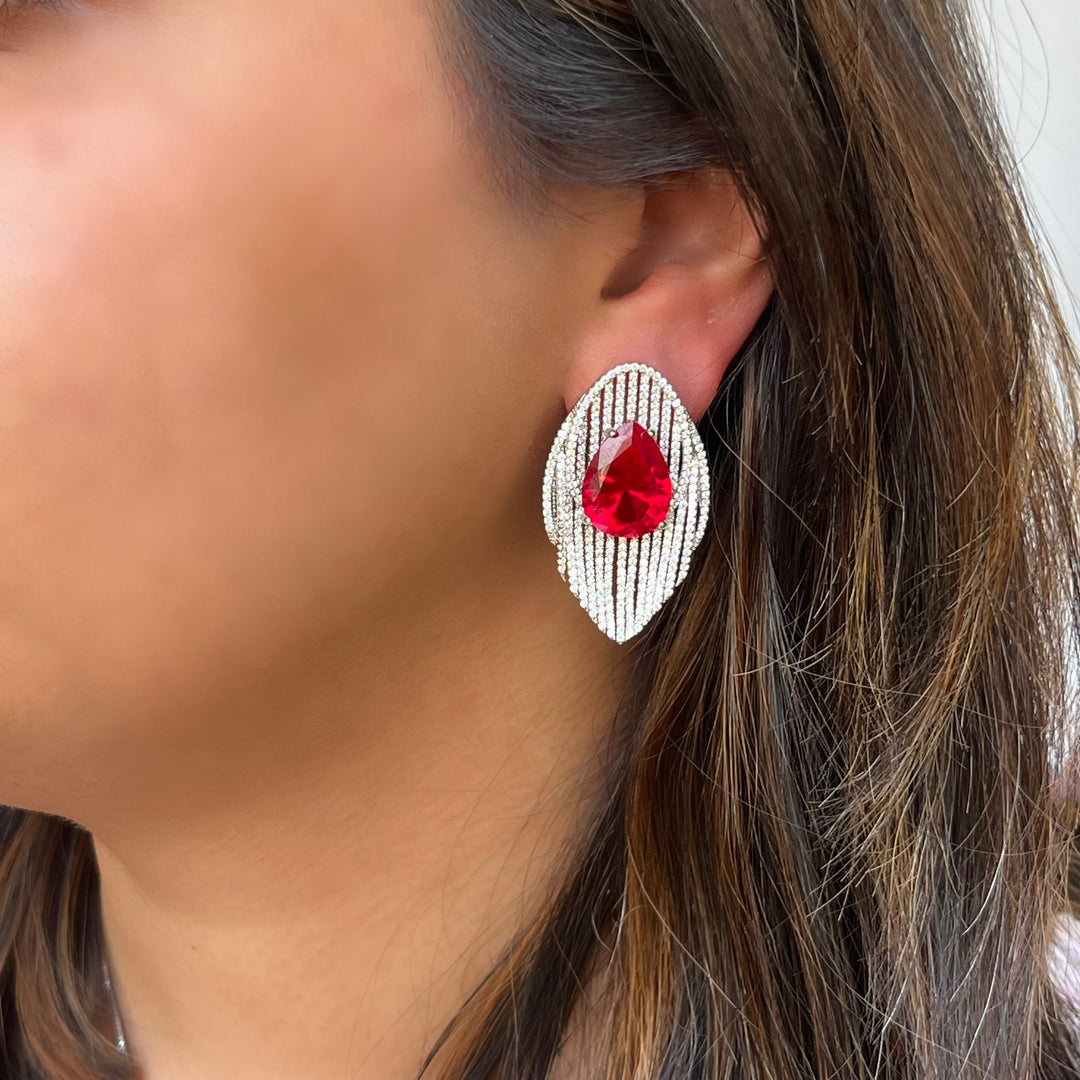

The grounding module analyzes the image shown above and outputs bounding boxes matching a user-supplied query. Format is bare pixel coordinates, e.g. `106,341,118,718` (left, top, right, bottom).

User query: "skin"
0,1,773,1078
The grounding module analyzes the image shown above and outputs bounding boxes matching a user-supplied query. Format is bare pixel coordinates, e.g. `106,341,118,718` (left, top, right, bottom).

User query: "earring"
541,362,710,643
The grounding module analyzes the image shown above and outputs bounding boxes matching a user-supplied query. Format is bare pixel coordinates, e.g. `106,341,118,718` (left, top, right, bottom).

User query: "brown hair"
3,0,1080,1077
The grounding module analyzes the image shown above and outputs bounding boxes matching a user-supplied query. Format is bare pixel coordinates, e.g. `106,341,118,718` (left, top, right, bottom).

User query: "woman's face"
0,0,632,808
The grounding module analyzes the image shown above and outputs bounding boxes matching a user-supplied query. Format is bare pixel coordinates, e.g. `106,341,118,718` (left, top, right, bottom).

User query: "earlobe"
563,171,774,423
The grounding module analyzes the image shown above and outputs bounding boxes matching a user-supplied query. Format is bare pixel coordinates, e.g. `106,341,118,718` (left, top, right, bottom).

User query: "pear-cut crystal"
581,420,672,538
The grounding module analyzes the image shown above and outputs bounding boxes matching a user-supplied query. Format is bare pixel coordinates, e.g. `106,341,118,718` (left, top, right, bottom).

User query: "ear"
564,170,773,423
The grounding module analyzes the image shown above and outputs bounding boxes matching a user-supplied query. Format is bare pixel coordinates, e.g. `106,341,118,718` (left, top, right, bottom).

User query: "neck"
90,557,626,1080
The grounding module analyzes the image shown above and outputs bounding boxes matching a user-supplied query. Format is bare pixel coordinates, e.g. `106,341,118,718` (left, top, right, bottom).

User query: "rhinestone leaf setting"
542,362,710,643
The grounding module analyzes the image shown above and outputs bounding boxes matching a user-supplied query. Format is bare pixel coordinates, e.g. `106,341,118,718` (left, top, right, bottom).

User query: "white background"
978,0,1080,342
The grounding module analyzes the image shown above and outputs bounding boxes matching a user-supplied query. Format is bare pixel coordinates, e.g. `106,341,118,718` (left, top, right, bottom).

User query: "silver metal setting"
102,955,128,1056
542,362,710,643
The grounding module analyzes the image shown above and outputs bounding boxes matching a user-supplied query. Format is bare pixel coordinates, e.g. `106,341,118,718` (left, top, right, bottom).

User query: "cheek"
0,9,537,740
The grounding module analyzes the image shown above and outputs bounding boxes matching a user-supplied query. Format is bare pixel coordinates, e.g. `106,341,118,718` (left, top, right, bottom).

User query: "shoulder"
1050,912,1080,1012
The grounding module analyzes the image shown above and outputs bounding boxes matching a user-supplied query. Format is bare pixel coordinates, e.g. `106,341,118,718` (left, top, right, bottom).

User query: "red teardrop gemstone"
581,420,672,538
